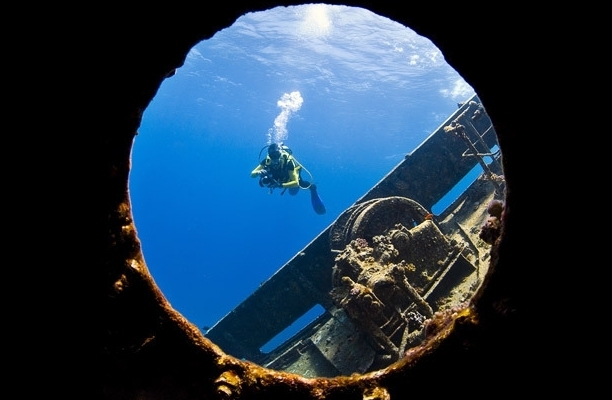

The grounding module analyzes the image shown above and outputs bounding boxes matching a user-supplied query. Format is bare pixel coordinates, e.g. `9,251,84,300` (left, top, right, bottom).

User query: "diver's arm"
251,164,265,178
281,167,300,188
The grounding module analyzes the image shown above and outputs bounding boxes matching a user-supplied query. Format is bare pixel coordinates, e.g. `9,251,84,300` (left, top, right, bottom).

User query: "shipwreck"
205,93,504,377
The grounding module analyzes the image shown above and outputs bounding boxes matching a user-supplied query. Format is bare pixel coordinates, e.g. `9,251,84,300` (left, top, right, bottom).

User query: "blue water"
129,4,476,338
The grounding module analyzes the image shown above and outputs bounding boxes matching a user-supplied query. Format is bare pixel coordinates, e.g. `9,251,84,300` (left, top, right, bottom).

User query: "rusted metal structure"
205,94,504,377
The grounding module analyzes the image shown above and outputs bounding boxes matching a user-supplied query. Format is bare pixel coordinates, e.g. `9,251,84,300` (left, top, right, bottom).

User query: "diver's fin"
309,184,326,215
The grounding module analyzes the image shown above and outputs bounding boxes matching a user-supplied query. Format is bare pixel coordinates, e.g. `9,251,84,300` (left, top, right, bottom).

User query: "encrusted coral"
479,199,504,245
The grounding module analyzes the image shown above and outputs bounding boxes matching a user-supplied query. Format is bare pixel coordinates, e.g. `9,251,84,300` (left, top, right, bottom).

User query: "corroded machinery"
205,94,504,377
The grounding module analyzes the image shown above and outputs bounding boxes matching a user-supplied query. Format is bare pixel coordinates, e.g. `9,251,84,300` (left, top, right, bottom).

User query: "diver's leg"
309,184,326,214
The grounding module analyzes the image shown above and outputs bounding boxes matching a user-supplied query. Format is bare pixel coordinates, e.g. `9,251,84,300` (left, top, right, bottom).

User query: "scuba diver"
251,143,326,215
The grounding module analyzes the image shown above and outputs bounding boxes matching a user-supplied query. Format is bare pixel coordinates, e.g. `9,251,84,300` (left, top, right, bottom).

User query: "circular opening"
129,4,504,378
